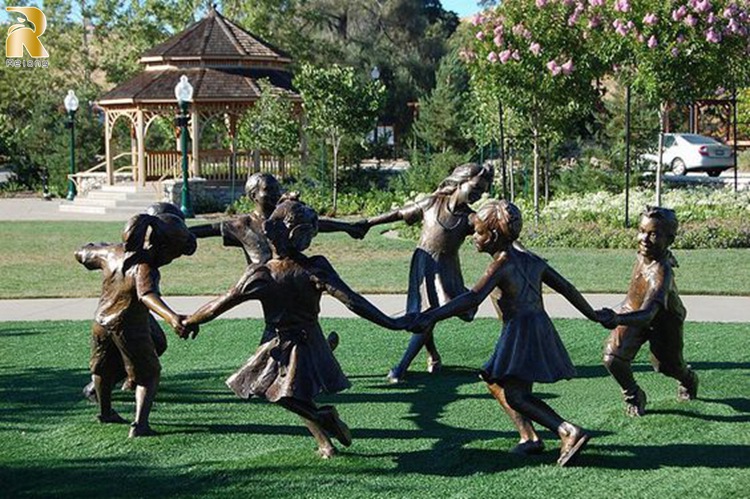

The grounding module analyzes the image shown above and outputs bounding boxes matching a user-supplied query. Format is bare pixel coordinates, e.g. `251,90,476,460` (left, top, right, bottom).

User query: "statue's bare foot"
625,387,647,417
427,355,442,374
317,445,338,459
97,411,128,424
677,371,698,401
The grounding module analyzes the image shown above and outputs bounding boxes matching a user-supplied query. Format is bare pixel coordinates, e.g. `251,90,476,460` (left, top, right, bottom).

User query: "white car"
643,133,734,177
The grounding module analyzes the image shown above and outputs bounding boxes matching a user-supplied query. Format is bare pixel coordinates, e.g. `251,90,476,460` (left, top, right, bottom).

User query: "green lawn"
1,221,749,298
1,318,748,498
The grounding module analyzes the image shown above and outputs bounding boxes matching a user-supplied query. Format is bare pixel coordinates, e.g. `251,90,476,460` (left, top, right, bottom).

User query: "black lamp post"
64,90,79,200
174,75,194,218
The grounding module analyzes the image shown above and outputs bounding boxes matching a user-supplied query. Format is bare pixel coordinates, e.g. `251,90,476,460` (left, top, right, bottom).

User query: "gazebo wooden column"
191,107,200,177
105,111,114,185
136,109,146,186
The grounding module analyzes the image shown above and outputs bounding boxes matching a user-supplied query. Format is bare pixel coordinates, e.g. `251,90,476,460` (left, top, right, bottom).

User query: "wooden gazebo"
95,6,301,187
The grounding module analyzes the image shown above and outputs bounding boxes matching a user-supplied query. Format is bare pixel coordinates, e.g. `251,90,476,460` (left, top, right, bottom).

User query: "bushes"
513,187,750,249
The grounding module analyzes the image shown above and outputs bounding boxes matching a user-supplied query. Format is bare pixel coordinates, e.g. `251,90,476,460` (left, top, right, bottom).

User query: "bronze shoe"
318,406,352,447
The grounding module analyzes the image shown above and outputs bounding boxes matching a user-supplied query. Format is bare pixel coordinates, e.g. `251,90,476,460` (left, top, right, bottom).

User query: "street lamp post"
370,66,380,157
64,90,79,200
174,75,194,218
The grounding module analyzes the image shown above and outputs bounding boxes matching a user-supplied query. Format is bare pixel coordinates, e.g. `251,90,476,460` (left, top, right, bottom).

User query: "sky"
441,0,483,19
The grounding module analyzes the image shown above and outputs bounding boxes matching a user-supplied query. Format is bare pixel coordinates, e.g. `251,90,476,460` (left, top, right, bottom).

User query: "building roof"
98,7,298,107
140,6,291,65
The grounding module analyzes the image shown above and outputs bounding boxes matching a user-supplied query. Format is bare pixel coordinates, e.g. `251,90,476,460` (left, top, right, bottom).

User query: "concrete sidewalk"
1,293,747,322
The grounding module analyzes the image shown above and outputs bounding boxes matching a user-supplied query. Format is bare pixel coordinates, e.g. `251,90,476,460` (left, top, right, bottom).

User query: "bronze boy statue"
184,200,409,458
410,200,610,466
76,205,197,437
599,206,698,417
190,173,368,265
365,163,493,383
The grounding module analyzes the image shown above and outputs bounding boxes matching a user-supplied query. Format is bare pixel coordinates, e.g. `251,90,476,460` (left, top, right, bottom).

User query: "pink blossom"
647,35,658,48
707,12,716,24
671,47,680,57
685,14,698,26
696,0,711,13
529,42,541,56
568,13,580,26
494,34,504,47
637,33,645,43
588,0,604,6
588,15,601,29
487,51,498,63
511,50,521,61
672,6,687,21
561,59,574,75
458,49,475,62
471,14,484,27
677,34,685,43
499,49,512,64
614,0,630,13
547,60,562,76
536,0,547,7
643,13,658,25
494,25,504,36
475,31,485,41
706,28,722,42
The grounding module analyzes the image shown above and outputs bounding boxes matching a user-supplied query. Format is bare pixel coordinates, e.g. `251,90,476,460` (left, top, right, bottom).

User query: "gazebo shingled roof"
98,6,299,106
93,6,301,189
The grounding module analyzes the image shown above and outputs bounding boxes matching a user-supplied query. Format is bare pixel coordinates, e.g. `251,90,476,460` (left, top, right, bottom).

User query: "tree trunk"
532,127,540,224
498,101,507,199
332,135,340,215
656,101,667,206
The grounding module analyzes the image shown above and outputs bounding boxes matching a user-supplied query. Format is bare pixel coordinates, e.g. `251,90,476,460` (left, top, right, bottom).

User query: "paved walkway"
1,293,747,322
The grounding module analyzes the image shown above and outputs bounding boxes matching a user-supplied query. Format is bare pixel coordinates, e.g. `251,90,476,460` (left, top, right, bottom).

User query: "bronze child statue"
189,172,369,265
80,204,182,403
184,200,408,458
599,206,698,417
75,205,197,437
365,163,493,383
410,200,609,466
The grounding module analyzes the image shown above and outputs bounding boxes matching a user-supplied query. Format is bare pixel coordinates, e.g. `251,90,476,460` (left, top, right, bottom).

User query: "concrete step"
69,197,120,207
59,202,107,214
86,190,130,200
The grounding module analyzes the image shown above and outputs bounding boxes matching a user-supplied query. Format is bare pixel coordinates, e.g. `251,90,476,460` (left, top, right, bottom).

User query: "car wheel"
707,170,723,177
671,158,687,176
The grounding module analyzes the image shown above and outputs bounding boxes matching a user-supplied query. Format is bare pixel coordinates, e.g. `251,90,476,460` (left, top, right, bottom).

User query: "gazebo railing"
145,149,300,181
68,152,134,196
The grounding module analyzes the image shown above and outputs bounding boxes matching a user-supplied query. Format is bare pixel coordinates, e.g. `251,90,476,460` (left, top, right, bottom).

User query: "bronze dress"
402,195,476,319
481,250,576,384
225,256,351,403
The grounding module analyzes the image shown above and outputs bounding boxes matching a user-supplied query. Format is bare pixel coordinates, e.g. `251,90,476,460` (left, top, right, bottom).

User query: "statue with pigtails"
75,203,198,437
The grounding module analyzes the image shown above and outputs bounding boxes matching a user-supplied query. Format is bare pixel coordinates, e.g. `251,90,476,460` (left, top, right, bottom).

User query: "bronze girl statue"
184,200,408,458
410,200,610,466
365,163,493,383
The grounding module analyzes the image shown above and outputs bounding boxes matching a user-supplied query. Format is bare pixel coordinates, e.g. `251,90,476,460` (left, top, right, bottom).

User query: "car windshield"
681,134,720,145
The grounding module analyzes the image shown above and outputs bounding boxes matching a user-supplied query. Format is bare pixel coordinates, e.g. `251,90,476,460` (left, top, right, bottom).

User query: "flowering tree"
464,0,607,221
599,0,750,204
294,63,385,214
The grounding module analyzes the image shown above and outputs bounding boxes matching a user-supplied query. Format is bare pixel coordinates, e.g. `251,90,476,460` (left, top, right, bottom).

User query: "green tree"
294,63,384,214
237,79,300,162
413,50,471,153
